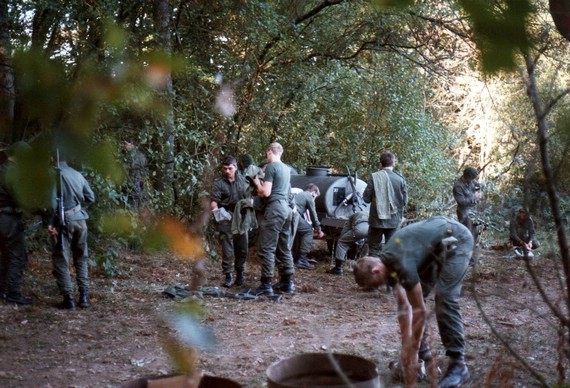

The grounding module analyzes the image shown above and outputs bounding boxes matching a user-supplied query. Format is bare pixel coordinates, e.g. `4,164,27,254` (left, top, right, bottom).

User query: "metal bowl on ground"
266,352,380,388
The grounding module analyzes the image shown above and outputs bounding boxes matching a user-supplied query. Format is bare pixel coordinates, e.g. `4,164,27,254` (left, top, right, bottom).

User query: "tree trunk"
0,0,14,144
153,0,176,197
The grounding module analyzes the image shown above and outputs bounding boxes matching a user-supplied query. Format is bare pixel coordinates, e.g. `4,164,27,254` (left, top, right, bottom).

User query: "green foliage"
371,0,414,7
458,0,532,73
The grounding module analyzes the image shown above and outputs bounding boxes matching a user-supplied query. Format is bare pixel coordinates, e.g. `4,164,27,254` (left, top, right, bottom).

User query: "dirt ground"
0,240,561,388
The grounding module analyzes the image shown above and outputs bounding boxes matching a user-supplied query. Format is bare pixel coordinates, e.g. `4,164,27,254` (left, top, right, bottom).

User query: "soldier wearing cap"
452,166,482,239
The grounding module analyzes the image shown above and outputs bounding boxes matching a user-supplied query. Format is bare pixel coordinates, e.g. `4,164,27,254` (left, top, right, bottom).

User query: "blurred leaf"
160,335,198,375
137,217,204,259
160,218,205,260
104,22,128,50
87,141,125,184
100,212,136,236
12,49,70,128
140,223,171,254
459,0,531,73
169,307,216,351
8,143,53,211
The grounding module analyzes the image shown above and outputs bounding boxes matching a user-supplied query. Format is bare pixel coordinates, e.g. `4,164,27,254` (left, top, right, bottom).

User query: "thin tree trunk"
524,52,570,362
0,0,14,144
153,0,175,197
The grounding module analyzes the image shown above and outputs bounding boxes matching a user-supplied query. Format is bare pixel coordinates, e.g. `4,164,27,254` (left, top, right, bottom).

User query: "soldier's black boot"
0,283,5,302
278,274,295,294
327,260,343,275
58,294,76,311
254,276,274,296
5,293,33,306
235,271,244,287
222,273,234,288
78,292,90,308
438,357,469,388
295,256,314,270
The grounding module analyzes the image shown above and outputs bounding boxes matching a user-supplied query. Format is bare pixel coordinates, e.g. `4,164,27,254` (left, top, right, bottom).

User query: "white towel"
213,207,232,222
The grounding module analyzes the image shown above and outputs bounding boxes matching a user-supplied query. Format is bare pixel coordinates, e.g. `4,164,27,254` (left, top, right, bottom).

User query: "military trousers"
419,220,473,359
52,219,90,295
0,213,27,296
293,217,314,259
215,220,248,274
367,226,396,257
335,221,368,262
457,206,476,241
257,199,295,278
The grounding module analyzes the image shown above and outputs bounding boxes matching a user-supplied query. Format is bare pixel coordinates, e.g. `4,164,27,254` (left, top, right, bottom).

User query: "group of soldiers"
0,142,95,310
0,139,148,311
210,146,541,388
210,143,298,294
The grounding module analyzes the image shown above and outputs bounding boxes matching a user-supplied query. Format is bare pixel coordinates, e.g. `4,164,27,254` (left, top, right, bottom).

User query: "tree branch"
523,51,570,329
470,282,550,387
294,0,347,25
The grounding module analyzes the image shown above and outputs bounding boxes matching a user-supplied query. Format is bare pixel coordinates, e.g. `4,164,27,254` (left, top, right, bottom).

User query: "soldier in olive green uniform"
123,140,147,209
452,166,481,240
327,211,369,275
510,206,540,256
210,156,249,288
353,216,473,388
48,158,95,310
250,142,295,295
362,151,407,257
292,183,324,270
0,142,33,305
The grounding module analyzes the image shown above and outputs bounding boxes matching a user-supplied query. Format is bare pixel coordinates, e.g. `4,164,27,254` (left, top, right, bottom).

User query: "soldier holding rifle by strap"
48,150,95,310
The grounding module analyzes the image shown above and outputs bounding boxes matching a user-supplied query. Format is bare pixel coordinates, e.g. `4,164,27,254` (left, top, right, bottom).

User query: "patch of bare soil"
0,242,560,387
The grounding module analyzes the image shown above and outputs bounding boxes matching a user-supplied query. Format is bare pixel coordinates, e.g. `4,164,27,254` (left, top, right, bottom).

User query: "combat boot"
295,256,314,270
5,293,33,306
438,359,469,388
327,260,343,275
78,292,90,308
58,294,76,311
222,273,234,288
235,271,244,287
254,276,274,296
277,274,295,294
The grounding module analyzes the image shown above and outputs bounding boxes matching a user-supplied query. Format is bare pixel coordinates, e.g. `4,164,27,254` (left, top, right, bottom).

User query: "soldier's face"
223,164,237,179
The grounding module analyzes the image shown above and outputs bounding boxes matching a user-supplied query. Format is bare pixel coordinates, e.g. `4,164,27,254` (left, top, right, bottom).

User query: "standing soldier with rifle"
48,151,95,310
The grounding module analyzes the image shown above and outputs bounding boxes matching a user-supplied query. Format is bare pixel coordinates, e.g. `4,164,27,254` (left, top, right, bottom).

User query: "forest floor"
0,239,562,388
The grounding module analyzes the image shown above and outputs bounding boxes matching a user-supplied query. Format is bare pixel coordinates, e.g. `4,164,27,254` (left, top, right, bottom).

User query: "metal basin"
267,352,380,388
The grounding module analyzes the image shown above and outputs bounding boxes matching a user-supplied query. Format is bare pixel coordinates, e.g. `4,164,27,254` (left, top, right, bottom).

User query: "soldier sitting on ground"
509,206,540,257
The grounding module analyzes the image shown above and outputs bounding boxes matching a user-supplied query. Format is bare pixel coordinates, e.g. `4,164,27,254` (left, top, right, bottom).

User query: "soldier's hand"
48,225,58,237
